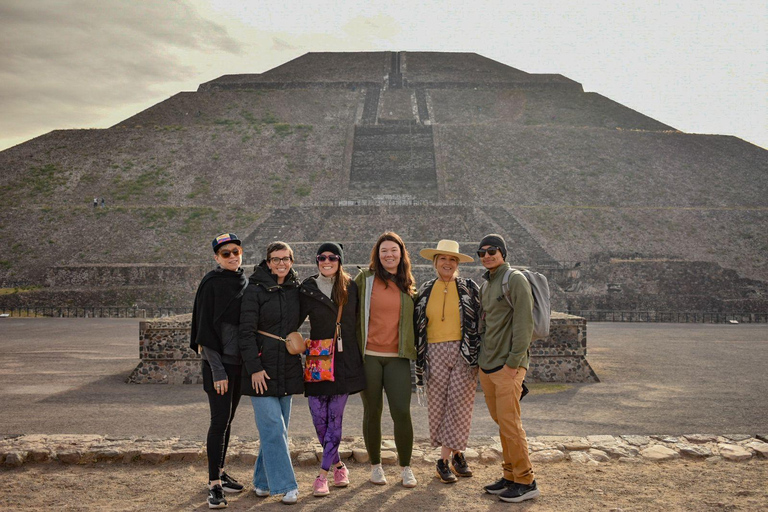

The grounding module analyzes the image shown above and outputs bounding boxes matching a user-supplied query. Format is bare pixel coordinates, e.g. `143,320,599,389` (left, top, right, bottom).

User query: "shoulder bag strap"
334,305,343,352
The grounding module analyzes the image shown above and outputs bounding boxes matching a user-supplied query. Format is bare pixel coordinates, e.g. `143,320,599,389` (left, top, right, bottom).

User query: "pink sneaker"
313,475,330,497
333,463,350,487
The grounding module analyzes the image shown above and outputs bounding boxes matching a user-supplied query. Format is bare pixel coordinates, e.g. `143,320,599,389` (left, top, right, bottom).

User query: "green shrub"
273,123,292,136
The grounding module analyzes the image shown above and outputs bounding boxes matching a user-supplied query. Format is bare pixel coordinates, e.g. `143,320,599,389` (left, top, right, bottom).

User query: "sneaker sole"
208,502,227,509
402,481,417,488
313,491,330,497
253,489,270,497
499,489,540,503
435,470,458,484
221,487,244,494
333,481,349,487
451,467,473,478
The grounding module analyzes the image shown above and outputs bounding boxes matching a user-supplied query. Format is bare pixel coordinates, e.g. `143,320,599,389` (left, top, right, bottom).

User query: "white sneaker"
370,464,387,485
281,489,299,505
253,487,269,497
401,466,417,488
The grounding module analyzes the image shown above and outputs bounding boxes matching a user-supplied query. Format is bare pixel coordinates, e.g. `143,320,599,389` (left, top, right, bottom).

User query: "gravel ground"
3,458,767,511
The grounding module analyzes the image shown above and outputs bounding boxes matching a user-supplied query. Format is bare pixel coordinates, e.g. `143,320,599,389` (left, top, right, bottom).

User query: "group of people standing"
191,231,540,508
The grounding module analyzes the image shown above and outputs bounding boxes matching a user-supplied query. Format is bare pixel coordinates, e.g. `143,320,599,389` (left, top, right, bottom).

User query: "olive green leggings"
360,355,414,466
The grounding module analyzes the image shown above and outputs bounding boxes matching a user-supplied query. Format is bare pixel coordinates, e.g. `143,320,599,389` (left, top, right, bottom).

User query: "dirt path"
3,458,766,511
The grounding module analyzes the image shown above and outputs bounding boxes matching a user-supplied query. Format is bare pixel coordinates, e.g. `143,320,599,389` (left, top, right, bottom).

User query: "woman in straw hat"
414,239,482,484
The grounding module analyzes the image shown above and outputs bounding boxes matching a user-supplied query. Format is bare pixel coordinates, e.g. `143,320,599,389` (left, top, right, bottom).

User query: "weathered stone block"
530,449,565,463
352,449,369,463
640,445,679,461
718,444,751,461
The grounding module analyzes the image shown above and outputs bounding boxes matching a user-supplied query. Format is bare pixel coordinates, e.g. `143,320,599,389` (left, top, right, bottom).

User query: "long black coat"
238,261,304,397
299,276,366,397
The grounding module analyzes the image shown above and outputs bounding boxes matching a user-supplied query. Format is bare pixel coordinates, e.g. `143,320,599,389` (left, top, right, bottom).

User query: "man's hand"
251,370,270,394
501,365,518,379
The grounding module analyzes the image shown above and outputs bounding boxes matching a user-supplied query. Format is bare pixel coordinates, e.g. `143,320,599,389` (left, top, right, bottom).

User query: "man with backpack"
476,234,540,503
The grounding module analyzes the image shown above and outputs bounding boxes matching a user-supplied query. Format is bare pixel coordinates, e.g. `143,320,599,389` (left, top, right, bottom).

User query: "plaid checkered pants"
425,340,478,451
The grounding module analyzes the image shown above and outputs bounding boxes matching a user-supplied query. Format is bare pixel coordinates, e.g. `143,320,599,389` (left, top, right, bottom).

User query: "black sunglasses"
219,248,241,258
316,254,340,263
477,247,500,258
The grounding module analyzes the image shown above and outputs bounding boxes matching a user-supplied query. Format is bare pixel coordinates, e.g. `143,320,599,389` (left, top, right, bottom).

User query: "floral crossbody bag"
303,307,342,383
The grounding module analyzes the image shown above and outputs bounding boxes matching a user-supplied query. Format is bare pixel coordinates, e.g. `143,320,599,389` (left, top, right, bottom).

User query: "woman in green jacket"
354,231,418,488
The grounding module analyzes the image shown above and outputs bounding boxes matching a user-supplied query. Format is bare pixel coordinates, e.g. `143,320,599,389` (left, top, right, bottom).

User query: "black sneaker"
451,452,473,477
219,472,244,493
435,459,458,483
499,480,540,503
483,477,515,495
207,484,228,509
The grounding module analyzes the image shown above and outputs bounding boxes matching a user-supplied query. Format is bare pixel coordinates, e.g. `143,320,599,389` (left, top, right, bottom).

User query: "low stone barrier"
127,312,598,384
2,434,766,468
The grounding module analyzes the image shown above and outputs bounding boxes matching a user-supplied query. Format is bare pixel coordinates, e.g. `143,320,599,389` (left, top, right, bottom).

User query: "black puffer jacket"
238,261,303,397
299,276,366,397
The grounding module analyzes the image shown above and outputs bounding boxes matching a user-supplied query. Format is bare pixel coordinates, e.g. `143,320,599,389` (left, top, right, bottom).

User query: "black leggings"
204,361,242,481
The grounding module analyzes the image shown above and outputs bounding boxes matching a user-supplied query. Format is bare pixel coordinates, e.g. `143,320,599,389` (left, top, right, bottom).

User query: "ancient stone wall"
127,312,598,384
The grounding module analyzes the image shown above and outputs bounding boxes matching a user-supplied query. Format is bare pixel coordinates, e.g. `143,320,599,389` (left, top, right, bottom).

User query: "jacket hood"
251,259,300,289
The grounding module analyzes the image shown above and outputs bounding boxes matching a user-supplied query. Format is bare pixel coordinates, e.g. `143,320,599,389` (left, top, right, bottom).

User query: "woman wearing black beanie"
299,242,366,497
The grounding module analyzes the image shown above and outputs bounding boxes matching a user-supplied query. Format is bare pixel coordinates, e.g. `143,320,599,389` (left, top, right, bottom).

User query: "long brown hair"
369,231,415,295
331,266,352,309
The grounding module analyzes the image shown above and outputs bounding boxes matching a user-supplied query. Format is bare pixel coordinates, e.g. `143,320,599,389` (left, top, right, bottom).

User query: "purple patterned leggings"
308,394,349,471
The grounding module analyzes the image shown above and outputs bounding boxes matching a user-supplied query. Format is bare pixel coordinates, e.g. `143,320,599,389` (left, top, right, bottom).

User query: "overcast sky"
1,0,765,151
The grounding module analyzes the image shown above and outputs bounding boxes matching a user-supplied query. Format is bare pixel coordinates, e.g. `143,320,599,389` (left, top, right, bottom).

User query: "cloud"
0,0,242,149
271,37,298,52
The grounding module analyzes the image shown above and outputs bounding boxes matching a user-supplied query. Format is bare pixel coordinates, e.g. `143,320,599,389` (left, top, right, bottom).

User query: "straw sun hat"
419,239,474,263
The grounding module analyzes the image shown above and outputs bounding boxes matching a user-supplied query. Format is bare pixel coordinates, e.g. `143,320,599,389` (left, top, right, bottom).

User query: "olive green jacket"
354,269,417,360
479,262,534,370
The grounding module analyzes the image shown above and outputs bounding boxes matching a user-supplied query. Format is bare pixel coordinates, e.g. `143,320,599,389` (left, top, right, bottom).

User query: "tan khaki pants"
478,367,534,484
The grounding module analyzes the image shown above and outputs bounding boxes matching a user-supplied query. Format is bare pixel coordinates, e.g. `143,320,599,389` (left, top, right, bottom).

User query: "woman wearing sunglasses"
414,240,481,484
354,232,418,488
299,243,366,497
238,241,303,505
190,233,248,509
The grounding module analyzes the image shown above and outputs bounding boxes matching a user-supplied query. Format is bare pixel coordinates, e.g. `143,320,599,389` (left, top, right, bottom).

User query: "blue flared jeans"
250,395,298,495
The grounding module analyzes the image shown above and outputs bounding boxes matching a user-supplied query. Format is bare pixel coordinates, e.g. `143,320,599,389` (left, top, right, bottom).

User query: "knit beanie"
478,234,507,259
316,242,344,265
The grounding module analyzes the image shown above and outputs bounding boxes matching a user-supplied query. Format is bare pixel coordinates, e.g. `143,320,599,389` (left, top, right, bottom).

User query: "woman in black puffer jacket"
238,241,303,504
299,242,366,497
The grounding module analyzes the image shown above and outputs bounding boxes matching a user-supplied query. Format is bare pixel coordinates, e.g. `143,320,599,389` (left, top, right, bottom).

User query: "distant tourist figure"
477,234,540,503
355,232,418,488
93,197,98,208
299,243,366,497
238,241,302,504
414,240,481,484
190,233,248,509
100,197,105,208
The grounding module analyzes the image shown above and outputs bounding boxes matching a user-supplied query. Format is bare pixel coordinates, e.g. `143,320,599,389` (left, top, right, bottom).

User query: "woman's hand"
251,370,270,394
213,379,229,395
